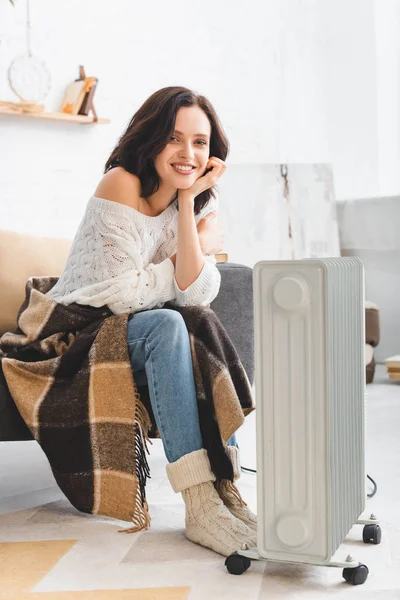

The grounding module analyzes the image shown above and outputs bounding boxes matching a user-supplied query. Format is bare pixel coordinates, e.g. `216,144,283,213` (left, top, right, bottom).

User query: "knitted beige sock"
166,449,257,557
218,446,257,531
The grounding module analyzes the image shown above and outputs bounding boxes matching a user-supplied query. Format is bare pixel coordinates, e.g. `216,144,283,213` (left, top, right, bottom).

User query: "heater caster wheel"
342,563,369,585
225,552,251,575
363,524,381,544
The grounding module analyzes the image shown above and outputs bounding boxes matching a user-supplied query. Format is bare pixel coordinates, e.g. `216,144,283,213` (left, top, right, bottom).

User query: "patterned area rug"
1,372,400,599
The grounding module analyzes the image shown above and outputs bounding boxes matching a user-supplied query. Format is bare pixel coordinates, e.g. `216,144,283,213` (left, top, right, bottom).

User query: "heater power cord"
366,474,377,498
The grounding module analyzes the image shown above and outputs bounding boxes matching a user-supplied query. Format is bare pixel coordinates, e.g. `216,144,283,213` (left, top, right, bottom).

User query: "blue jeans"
127,308,238,463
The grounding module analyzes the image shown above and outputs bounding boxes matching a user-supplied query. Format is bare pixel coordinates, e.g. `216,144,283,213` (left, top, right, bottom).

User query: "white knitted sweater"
46,194,221,315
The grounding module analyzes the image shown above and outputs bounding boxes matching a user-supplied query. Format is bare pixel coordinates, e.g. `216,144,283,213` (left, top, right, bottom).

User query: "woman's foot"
166,449,256,557
221,445,257,531
182,480,256,556
215,479,257,531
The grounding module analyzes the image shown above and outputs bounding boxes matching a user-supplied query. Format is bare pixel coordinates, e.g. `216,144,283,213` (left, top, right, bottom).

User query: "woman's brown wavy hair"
104,86,229,215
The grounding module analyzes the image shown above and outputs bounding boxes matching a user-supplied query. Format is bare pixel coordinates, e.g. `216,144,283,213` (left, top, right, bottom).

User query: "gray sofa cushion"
210,263,254,387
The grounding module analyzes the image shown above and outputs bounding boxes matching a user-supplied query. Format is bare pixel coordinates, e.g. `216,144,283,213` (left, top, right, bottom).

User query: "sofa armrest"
211,262,254,386
365,301,380,347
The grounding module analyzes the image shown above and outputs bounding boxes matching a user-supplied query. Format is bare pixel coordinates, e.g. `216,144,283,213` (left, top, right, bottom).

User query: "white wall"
374,0,400,196
0,0,399,240
320,0,380,199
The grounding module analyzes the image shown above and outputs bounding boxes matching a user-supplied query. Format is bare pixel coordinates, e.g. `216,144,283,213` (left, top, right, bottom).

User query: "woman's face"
154,105,211,191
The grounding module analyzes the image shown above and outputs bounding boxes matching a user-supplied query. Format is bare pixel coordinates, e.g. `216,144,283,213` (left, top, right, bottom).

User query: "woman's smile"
171,163,197,176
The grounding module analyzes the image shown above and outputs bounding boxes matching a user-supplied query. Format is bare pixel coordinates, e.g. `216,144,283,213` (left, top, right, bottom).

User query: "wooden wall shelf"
0,105,110,124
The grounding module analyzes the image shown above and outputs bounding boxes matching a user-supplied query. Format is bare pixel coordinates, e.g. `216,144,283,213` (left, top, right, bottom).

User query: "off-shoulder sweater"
46,194,221,315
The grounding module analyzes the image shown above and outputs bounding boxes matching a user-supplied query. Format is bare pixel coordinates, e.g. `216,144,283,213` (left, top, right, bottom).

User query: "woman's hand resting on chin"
178,157,227,201
177,156,227,256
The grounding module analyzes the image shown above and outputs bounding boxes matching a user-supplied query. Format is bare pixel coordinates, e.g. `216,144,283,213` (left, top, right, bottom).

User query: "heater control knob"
273,277,309,311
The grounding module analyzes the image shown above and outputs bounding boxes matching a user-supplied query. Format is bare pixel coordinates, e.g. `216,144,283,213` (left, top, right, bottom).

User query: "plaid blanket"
0,277,255,532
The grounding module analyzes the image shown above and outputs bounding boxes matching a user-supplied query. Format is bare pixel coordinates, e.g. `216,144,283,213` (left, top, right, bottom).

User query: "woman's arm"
174,193,205,291
168,191,222,306
168,157,226,306
169,197,219,266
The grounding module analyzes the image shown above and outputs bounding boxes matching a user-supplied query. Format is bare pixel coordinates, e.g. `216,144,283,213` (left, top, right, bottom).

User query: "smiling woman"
42,86,257,559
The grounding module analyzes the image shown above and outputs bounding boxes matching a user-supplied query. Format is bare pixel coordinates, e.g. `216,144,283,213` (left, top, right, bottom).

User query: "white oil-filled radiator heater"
225,258,381,585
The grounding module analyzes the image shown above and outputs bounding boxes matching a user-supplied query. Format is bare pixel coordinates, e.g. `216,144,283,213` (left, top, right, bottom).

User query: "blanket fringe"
118,383,153,534
215,479,247,509
118,499,151,534
134,392,153,451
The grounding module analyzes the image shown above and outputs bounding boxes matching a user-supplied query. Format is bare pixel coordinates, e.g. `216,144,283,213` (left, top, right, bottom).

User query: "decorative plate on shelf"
8,52,51,104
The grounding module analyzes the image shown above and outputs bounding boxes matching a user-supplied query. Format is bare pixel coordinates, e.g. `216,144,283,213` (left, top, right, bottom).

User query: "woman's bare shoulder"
93,166,141,209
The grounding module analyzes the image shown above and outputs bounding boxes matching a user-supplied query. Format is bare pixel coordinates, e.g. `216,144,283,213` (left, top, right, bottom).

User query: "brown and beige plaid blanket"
0,277,254,532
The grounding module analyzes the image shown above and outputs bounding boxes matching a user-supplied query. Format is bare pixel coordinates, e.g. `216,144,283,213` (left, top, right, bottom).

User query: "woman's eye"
170,137,207,145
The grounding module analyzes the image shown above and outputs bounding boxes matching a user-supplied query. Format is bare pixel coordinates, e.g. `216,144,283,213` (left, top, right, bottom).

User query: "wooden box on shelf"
59,65,102,123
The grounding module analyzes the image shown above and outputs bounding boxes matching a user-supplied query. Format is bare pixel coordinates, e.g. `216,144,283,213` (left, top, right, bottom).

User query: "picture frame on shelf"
60,79,87,115
60,65,99,120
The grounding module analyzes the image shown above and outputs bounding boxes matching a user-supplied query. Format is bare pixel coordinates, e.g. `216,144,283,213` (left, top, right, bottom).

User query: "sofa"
365,301,380,384
0,229,379,442
0,229,254,442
